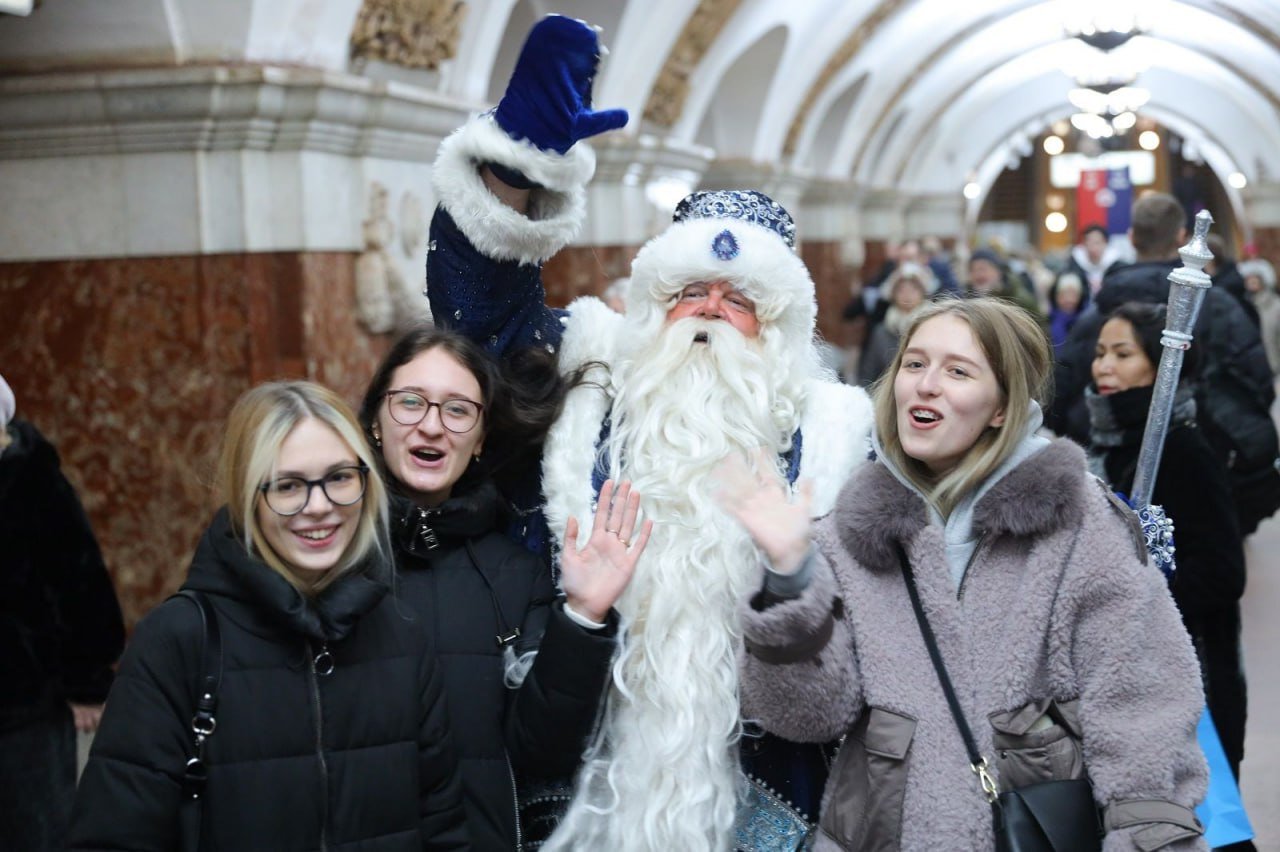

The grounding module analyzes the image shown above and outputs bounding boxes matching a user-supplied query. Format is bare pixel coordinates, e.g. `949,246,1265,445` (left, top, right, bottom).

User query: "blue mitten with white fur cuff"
493,15,629,154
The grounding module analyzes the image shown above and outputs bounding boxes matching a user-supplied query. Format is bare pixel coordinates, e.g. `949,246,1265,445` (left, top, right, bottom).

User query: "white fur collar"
431,114,595,266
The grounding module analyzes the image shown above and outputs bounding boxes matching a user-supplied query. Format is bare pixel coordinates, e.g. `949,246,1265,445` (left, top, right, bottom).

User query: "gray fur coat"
740,439,1208,852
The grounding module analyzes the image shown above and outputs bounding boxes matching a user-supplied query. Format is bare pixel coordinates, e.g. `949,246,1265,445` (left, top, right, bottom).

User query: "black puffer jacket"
0,419,124,729
392,483,617,852
1053,260,1277,464
68,509,467,851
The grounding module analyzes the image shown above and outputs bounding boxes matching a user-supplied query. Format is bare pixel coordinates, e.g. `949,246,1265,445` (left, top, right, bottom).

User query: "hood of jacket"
391,479,506,559
183,507,389,644
869,401,1051,587
841,430,1084,577
1095,260,1180,312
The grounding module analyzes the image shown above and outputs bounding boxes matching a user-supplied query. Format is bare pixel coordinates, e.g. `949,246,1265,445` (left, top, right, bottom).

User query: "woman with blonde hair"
720,298,1208,850
69,380,467,851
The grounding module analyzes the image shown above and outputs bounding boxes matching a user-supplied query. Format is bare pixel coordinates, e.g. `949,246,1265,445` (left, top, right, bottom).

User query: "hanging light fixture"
1063,4,1145,52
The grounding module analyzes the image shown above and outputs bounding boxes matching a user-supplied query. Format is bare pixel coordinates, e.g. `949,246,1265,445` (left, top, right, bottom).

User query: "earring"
372,431,382,448
473,452,482,462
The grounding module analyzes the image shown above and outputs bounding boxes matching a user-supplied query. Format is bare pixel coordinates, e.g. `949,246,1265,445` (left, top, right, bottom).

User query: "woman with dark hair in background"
359,326,650,850
1088,301,1250,789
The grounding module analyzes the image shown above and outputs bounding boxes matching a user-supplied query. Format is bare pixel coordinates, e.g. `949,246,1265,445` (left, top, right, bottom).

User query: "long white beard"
545,319,800,852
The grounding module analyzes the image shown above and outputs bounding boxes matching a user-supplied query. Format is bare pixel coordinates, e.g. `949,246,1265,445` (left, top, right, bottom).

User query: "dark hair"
1130,193,1185,258
1081,224,1108,242
1102,302,1200,380
359,325,568,498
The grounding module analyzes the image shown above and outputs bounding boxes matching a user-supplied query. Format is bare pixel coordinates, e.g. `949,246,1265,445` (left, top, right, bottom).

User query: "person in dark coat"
1052,193,1279,534
1047,271,1086,349
1087,302,1250,784
68,381,467,851
1064,224,1123,304
360,327,650,851
0,373,125,851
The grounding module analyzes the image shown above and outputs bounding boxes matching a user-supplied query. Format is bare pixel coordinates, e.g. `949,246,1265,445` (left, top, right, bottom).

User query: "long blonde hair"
872,297,1052,517
217,381,389,595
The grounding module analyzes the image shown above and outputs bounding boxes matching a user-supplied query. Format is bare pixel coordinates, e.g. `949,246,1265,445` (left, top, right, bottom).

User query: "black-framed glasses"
259,464,369,516
384,390,483,433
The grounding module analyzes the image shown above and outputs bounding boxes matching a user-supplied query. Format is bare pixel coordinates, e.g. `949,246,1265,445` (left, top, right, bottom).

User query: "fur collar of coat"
834,439,1116,573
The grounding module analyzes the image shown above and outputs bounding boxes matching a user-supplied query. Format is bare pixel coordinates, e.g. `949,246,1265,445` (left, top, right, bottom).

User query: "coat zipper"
308,640,332,852
505,752,523,851
955,532,989,603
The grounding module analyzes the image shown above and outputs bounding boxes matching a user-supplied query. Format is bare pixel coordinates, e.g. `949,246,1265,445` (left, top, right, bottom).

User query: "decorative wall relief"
355,181,430,334
349,0,467,71
355,182,401,333
400,190,425,258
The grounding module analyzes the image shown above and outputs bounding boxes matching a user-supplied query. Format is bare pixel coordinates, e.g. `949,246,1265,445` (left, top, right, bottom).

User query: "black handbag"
894,544,1102,852
173,590,223,852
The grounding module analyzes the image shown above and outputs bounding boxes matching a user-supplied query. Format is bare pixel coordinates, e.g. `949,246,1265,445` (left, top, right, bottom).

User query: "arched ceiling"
3,0,1277,202
589,0,1280,196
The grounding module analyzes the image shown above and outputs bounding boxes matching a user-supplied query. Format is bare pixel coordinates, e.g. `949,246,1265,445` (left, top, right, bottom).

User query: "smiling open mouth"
910,408,941,423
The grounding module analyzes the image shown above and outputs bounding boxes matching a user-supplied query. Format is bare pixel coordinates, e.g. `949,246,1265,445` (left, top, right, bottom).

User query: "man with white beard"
425,16,874,850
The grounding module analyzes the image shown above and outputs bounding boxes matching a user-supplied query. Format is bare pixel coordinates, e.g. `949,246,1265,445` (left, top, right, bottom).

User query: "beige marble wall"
0,252,388,628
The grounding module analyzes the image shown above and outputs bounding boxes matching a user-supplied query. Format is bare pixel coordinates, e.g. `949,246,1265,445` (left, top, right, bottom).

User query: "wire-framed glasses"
384,390,483,433
259,463,369,516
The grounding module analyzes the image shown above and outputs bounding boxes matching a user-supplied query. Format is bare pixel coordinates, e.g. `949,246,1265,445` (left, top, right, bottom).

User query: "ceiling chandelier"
1062,5,1147,52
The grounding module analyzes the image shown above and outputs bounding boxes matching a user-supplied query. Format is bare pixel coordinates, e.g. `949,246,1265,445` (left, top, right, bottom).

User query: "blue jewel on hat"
711,229,740,261
673,189,797,250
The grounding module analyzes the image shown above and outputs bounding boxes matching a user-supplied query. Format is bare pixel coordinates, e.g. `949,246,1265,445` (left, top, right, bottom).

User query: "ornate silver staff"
1127,209,1215,574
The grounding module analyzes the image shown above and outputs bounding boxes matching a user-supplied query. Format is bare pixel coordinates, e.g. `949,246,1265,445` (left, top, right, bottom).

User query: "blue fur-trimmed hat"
625,189,816,347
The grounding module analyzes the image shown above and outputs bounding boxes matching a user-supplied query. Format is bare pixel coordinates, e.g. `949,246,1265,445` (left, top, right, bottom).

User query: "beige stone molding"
783,0,905,158
349,0,467,71
642,0,742,128
0,65,473,161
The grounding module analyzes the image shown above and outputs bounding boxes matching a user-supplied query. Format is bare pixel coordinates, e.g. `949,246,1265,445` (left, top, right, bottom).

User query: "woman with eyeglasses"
359,327,650,851
68,381,468,851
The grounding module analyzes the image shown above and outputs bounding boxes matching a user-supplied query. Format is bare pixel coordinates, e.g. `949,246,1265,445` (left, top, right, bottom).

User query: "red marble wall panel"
0,251,382,628
800,240,859,347
542,244,641,308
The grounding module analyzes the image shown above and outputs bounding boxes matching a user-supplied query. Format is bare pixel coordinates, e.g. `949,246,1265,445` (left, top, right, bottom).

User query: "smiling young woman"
1087,302,1250,784
68,381,467,851
359,326,651,851
722,297,1210,851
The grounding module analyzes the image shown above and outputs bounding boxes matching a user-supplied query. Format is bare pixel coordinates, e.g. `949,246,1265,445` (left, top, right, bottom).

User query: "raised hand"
714,450,814,575
560,480,652,623
493,15,629,154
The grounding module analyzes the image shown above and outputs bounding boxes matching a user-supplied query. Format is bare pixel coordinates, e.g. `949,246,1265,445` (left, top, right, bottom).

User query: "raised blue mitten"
493,15,629,155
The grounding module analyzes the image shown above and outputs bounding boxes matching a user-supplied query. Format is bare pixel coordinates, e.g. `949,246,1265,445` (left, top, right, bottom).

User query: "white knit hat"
0,373,14,428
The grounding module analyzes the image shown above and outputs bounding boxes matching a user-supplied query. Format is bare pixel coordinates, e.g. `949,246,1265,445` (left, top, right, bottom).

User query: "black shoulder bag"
895,544,1102,852
172,590,222,852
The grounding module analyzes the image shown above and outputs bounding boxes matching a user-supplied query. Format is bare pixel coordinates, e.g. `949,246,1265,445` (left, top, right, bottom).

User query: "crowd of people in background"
6,13,1278,852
